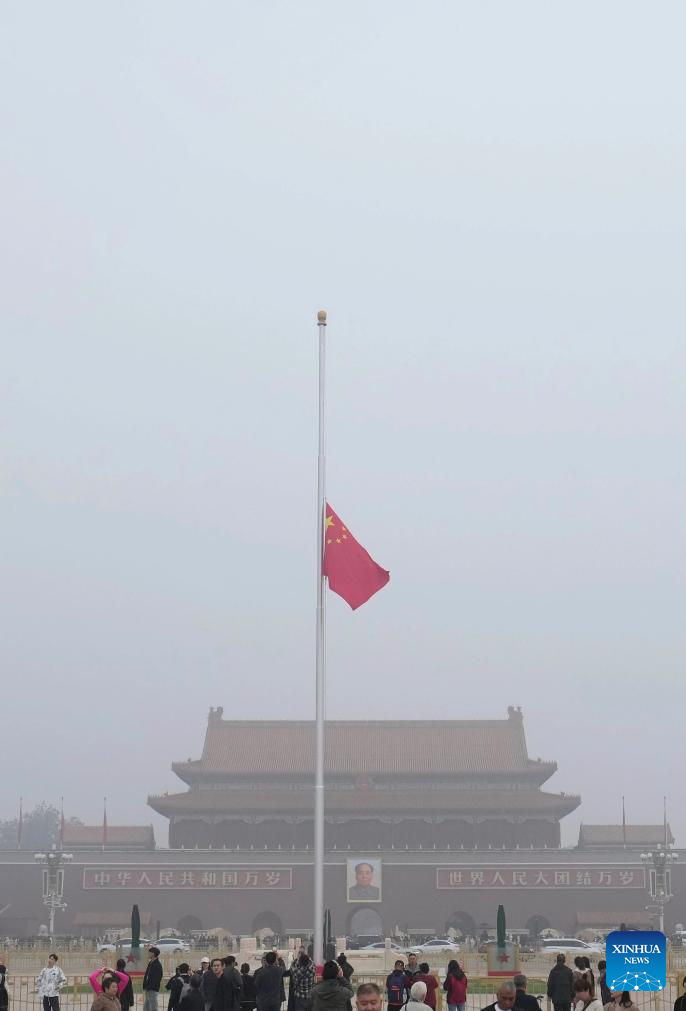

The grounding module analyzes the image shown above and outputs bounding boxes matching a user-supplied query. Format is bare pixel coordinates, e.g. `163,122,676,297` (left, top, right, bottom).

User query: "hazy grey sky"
1,3,684,848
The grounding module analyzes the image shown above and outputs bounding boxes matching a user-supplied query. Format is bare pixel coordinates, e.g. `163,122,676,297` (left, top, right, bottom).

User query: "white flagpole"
313,309,328,964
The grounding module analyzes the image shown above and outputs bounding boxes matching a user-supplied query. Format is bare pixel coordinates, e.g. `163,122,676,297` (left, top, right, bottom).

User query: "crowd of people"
13,946,685,1011
546,952,644,1011
382,949,672,1011
150,948,354,1011
55,947,359,1011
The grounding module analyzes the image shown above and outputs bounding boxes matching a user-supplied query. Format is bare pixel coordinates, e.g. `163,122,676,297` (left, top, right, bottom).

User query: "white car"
98,937,152,953
415,938,461,953
155,937,191,953
540,938,605,957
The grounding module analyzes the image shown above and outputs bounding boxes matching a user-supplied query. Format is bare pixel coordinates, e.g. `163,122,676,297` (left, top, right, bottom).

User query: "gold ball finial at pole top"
317,309,327,324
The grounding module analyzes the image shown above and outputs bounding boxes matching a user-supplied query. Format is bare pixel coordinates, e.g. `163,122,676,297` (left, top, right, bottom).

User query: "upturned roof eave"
170,762,558,784
148,789,581,819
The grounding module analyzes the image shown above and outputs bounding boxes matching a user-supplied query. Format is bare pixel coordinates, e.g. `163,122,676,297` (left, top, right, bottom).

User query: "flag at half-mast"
323,504,389,610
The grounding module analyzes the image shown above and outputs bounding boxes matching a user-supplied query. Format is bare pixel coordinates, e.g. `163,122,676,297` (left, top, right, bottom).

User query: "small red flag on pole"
322,504,389,610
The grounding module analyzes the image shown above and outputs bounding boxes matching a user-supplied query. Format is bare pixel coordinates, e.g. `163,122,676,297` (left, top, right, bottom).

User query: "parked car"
539,938,605,957
155,937,191,953
98,937,152,953
415,938,461,953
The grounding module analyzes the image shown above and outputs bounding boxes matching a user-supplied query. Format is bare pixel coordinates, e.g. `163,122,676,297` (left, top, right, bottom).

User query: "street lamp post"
34,849,73,944
640,844,678,934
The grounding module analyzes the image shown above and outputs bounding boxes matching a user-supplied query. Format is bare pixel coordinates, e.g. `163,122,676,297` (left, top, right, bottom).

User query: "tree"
0,803,82,849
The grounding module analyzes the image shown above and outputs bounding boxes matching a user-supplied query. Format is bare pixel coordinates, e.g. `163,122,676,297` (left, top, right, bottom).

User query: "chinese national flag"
323,503,389,609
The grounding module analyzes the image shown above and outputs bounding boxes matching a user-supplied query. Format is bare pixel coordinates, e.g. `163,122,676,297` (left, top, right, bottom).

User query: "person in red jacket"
443,960,468,1011
415,965,438,1011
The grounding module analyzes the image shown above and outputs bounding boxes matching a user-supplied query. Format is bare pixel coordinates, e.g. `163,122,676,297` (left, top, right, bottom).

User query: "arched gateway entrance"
445,911,477,939
251,911,283,937
526,914,551,938
347,907,383,938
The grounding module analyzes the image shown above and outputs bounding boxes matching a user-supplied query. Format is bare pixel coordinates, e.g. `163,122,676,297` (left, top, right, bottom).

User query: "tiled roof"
62,825,155,847
172,710,555,780
578,824,674,846
149,788,579,817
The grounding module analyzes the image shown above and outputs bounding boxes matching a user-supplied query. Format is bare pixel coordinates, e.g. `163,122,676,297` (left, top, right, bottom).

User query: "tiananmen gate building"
147,706,578,851
0,706,681,940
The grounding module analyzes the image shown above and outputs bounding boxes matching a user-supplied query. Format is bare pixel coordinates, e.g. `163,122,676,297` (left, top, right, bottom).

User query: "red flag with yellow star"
323,503,389,609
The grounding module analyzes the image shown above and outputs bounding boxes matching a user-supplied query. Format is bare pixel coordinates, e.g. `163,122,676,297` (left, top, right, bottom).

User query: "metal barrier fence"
3,948,685,977
2,976,682,1011
0,957,197,977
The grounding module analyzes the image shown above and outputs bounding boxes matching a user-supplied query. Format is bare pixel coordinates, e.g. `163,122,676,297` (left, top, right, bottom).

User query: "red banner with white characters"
83,867,292,889
436,866,644,889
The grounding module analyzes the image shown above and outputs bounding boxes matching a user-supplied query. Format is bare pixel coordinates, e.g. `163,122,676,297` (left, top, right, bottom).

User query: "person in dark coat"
143,948,164,1011
166,971,180,1011
167,967,192,1011
0,964,8,1011
548,955,575,1011
674,976,686,1011
240,965,256,1011
208,958,224,1011
336,964,353,1011
116,960,134,1011
179,978,205,1011
336,957,353,983
222,960,243,1000
514,975,540,1011
276,961,286,1007
310,962,352,1011
255,953,283,1011
212,960,243,1011
202,964,219,1011
597,963,610,1007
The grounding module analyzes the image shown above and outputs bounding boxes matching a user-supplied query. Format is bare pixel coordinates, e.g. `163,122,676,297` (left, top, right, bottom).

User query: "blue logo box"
605,931,666,991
